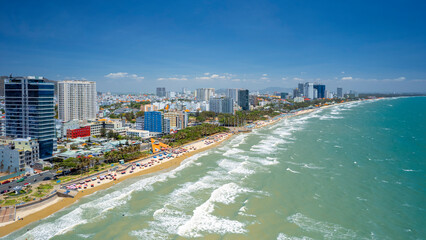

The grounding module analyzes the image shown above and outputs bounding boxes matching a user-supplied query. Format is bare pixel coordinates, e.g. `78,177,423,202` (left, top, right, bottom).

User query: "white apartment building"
58,80,97,122
196,88,215,101
126,129,150,139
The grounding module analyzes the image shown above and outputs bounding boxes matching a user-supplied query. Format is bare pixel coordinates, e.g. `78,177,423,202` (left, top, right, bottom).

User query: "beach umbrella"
56,180,61,183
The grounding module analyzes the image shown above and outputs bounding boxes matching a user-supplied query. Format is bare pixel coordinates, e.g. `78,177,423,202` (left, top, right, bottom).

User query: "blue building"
144,111,163,133
314,84,326,99
5,77,55,159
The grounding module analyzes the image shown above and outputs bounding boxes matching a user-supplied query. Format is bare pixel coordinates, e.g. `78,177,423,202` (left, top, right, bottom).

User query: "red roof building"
67,126,91,139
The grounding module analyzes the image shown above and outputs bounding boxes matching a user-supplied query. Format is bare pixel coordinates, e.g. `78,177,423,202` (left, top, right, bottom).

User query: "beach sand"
0,133,232,237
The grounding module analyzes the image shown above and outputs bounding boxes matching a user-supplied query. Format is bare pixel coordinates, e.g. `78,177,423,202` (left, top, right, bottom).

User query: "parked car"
43,177,51,181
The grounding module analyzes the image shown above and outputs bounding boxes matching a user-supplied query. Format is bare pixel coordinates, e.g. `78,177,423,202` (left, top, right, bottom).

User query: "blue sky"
1,0,425,93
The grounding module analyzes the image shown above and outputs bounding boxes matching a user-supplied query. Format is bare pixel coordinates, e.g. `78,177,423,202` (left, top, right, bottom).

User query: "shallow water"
5,97,426,240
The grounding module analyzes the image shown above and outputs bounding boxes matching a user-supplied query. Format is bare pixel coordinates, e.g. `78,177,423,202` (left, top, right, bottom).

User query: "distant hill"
258,87,293,94
215,88,227,94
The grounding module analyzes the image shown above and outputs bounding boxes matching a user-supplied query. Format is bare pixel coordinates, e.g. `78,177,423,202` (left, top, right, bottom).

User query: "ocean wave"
277,233,313,240
286,168,300,174
402,169,421,172
319,115,344,120
287,213,357,239
230,134,248,147
223,147,244,156
16,151,210,240
249,156,280,166
301,163,324,170
250,135,287,154
176,183,249,237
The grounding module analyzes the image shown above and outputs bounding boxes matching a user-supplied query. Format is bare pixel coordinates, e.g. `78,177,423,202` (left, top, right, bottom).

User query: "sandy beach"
0,133,232,237
0,102,347,237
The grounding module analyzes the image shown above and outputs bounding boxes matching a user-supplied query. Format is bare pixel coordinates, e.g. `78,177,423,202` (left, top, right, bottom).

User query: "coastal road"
0,172,55,194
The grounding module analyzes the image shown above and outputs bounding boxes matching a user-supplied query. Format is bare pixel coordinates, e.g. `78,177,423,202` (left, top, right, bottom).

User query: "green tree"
100,128,106,137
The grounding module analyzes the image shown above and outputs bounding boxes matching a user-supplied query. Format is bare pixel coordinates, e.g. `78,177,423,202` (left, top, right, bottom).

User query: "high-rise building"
136,116,144,130
196,88,215,101
58,80,97,122
164,111,188,130
144,111,163,133
222,97,234,114
337,88,343,98
313,84,326,99
225,89,239,103
238,89,249,110
209,97,234,114
298,83,304,97
209,98,222,113
249,95,259,106
156,87,166,97
163,118,170,134
5,76,55,159
304,83,314,99
280,92,289,99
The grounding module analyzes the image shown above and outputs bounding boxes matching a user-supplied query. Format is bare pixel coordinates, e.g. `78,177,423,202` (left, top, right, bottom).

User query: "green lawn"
3,199,17,206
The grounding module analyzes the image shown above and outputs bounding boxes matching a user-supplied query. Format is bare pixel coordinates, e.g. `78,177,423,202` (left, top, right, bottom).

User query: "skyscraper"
280,92,289,99
225,89,239,103
313,84,326,99
298,83,304,97
209,97,234,114
238,89,249,110
5,76,55,159
337,88,343,98
58,80,97,122
196,88,215,101
304,83,314,99
156,87,166,97
144,111,163,133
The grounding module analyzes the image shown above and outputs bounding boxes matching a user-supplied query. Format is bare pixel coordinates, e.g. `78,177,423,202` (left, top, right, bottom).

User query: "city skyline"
0,1,425,93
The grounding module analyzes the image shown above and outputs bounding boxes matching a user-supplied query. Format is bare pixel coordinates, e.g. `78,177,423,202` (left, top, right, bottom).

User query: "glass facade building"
314,84,326,99
144,111,163,133
5,77,55,159
238,89,249,111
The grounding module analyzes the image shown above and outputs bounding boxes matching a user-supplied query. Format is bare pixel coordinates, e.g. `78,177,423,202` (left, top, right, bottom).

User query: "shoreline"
0,101,356,237
0,133,232,237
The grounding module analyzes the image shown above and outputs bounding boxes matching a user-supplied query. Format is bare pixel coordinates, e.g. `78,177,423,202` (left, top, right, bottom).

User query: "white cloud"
157,77,188,81
293,77,303,81
196,76,212,80
105,72,128,78
196,73,228,80
282,77,288,81
382,77,406,82
341,76,353,80
262,73,268,77
105,72,144,80
231,79,241,82
260,77,269,80
341,71,345,74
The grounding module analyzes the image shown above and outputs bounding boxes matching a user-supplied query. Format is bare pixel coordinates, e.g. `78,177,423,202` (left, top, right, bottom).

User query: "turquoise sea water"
4,97,426,240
